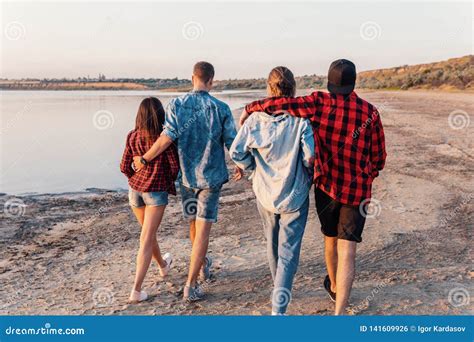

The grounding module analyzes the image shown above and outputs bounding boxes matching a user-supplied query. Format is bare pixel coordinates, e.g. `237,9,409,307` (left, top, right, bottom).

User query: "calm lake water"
0,90,264,195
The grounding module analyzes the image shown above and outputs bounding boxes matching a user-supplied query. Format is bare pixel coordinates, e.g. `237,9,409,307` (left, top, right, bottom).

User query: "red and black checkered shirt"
245,91,387,206
120,129,179,194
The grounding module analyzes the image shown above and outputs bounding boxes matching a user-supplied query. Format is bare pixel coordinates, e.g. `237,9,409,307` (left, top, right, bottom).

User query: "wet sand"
0,90,472,315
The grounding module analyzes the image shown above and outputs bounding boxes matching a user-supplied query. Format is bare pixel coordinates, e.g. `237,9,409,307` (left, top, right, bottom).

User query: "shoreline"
1,87,473,93
2,55,472,93
0,188,127,199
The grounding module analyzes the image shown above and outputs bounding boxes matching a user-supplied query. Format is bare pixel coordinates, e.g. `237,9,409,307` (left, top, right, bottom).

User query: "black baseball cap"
327,59,356,95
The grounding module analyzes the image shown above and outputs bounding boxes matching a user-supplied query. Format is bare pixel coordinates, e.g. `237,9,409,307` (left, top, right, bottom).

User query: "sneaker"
159,253,173,277
199,256,213,282
324,275,336,302
183,284,205,302
271,311,287,316
128,290,148,303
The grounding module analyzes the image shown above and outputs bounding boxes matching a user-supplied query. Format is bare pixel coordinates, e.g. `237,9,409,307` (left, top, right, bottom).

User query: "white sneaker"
129,290,148,303
159,253,173,277
272,311,286,316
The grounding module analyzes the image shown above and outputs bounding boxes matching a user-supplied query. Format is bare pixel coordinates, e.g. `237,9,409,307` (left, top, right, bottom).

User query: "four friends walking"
121,60,387,315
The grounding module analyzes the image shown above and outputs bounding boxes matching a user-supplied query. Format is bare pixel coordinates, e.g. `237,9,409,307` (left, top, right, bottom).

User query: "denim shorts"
128,188,169,208
180,184,221,223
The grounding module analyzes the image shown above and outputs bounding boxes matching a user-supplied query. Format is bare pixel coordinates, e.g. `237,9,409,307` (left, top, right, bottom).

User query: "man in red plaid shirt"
240,59,387,315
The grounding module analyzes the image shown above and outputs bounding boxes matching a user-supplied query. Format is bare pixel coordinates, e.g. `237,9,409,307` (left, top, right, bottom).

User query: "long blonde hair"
267,66,296,97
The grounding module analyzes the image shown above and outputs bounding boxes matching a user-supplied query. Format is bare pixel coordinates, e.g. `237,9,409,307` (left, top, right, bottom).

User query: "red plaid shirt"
245,91,387,205
120,129,179,194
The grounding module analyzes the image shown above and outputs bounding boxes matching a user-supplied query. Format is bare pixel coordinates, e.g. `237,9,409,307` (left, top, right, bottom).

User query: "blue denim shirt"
230,112,314,213
163,90,237,189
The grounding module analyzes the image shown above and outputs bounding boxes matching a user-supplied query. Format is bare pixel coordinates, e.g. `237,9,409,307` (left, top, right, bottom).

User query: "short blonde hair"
267,66,296,97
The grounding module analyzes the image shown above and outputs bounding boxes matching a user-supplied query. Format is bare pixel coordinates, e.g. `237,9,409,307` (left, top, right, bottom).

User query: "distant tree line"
1,56,472,91
213,75,327,91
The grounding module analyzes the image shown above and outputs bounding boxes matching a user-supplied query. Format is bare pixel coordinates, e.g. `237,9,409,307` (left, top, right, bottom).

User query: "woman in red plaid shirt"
240,59,387,315
120,97,179,303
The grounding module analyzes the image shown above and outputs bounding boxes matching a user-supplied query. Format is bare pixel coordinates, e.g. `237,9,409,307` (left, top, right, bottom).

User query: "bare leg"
186,219,212,287
334,239,357,315
189,220,196,245
132,205,166,292
324,236,338,293
152,236,166,268
131,206,145,225
131,206,165,268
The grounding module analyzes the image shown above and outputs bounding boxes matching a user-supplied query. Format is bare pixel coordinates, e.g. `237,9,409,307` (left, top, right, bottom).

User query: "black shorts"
314,187,366,243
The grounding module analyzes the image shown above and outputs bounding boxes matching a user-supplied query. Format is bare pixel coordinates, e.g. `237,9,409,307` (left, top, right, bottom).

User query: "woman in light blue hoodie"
230,67,315,315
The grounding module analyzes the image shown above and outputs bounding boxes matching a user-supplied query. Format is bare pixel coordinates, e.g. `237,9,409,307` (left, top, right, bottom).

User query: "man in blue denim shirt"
133,62,242,301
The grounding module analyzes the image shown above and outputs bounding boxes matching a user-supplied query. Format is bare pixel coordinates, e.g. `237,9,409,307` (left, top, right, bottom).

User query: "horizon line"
1,54,471,81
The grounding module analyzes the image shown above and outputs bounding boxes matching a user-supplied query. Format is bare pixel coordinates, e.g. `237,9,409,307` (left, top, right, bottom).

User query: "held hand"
233,166,244,181
133,156,145,171
239,109,250,126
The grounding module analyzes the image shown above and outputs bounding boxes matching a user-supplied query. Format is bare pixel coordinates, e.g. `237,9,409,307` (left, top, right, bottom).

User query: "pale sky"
1,1,472,79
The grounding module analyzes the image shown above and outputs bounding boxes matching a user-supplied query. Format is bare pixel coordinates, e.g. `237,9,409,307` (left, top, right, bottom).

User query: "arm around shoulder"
142,133,174,162
245,91,319,119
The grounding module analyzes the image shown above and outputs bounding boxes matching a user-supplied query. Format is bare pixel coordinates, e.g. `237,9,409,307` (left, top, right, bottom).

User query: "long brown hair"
135,97,165,145
267,66,296,97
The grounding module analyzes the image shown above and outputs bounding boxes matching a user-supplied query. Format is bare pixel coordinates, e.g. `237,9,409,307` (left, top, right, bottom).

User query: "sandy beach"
0,90,472,316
